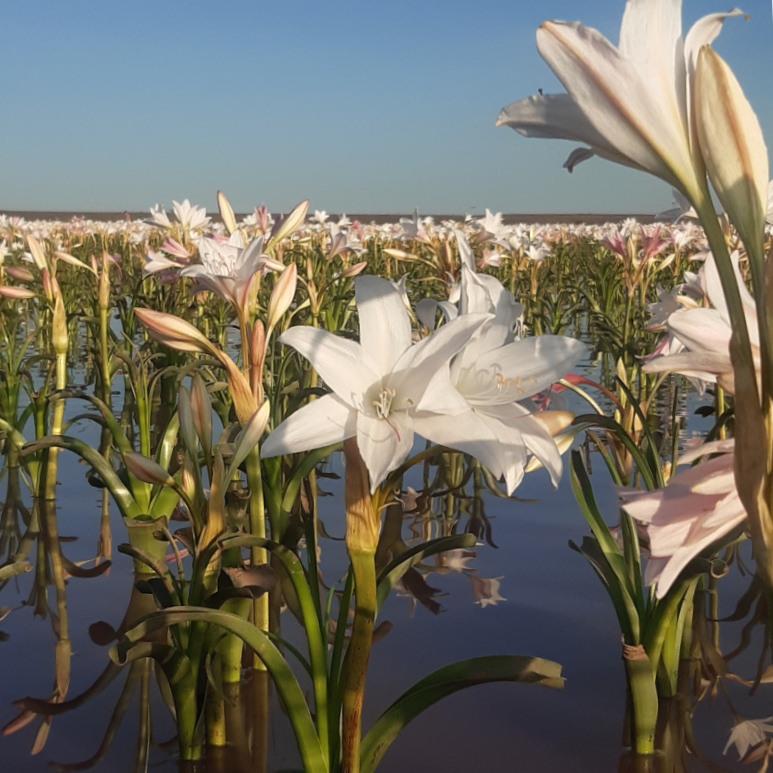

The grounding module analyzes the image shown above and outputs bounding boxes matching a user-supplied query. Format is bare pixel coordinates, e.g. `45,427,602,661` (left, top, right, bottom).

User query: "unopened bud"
27,236,49,273
124,452,175,487
341,261,367,279
5,266,34,283
266,263,297,333
52,281,68,356
268,200,308,249
217,190,237,235
98,253,110,309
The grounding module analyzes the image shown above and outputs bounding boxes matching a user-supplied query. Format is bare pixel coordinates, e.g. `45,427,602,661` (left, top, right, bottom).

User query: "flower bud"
268,200,308,249
98,253,110,310
0,286,36,299
26,235,48,273
266,263,297,333
217,190,237,235
52,282,68,356
190,373,213,460
5,266,34,283
696,46,768,265
124,452,175,487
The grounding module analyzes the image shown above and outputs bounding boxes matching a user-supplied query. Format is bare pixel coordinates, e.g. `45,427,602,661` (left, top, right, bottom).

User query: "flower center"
373,387,395,419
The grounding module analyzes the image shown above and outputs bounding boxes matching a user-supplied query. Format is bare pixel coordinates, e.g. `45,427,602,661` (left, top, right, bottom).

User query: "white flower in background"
172,199,210,232
149,200,211,237
525,240,550,263
311,210,329,224
180,233,270,315
643,251,760,394
143,250,186,276
399,209,430,242
261,276,490,491
149,204,172,229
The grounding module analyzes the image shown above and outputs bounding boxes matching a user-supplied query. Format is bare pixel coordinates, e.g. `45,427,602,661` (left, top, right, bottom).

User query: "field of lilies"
2,1,773,772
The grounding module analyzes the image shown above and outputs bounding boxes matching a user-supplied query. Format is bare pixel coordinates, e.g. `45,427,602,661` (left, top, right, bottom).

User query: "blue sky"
1,0,771,215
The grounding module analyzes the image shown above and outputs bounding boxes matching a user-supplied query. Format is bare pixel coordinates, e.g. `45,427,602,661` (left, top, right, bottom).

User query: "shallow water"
1,352,768,773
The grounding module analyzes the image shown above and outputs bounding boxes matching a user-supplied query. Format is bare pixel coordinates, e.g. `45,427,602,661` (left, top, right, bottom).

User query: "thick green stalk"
622,643,657,755
99,305,111,407
342,548,376,773
43,352,67,500
246,448,268,669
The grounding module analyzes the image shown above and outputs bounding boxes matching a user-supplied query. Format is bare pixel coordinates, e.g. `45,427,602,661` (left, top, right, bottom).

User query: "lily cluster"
262,237,584,495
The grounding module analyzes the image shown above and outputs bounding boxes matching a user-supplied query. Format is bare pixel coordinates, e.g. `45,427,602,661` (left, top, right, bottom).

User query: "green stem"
342,548,376,773
623,644,657,755
246,447,268,670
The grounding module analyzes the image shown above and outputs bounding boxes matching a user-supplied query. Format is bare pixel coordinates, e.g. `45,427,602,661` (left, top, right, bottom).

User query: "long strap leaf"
360,655,563,773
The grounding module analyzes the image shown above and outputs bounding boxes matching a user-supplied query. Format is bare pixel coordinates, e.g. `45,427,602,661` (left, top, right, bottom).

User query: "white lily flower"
496,0,746,202
261,276,490,491
172,199,210,232
414,233,585,494
181,233,269,315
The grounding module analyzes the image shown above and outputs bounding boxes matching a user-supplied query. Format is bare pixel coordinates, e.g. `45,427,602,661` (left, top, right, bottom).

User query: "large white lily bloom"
414,233,586,494
496,0,745,202
261,276,490,491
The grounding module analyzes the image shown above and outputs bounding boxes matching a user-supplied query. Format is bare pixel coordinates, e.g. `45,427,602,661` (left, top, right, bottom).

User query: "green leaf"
22,435,142,519
116,607,328,773
360,655,563,773
570,451,641,643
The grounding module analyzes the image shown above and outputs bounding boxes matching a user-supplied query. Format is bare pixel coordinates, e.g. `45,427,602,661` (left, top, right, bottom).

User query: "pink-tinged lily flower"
619,439,744,598
643,250,760,393
143,250,186,276
181,233,269,318
639,226,671,261
496,1,746,203
261,276,490,492
162,237,193,260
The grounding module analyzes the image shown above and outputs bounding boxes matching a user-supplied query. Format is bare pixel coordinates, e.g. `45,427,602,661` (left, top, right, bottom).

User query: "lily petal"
356,411,414,492
279,327,379,409
260,394,355,458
